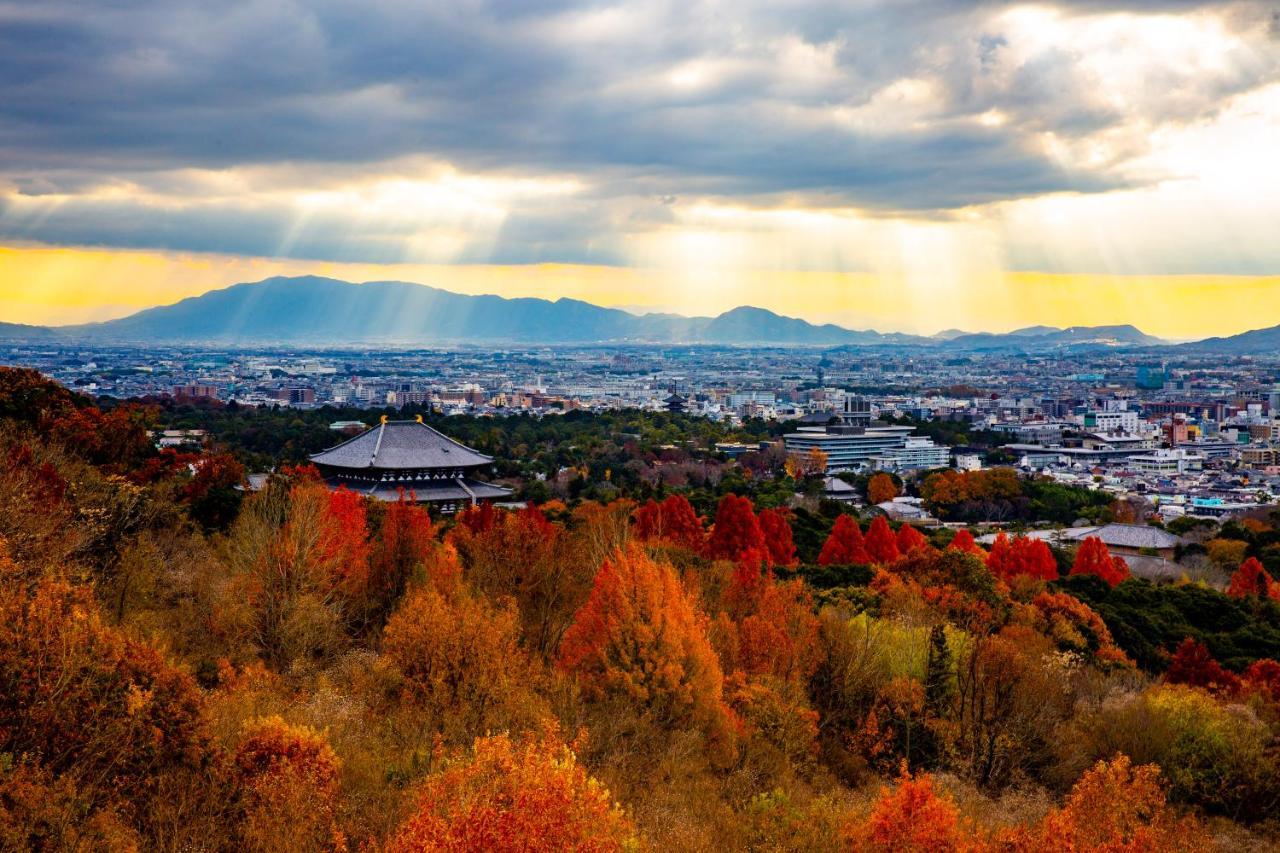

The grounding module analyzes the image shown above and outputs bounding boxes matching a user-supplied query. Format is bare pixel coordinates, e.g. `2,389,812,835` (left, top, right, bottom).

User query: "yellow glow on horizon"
2,243,1279,341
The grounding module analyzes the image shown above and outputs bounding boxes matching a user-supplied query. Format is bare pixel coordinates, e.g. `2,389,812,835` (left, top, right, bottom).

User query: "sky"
2,0,1279,337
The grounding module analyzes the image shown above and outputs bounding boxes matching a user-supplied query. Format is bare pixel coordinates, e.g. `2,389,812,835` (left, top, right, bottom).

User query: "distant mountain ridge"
1,274,1256,349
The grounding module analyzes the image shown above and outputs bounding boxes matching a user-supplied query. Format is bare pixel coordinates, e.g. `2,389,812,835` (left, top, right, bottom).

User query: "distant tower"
664,383,687,413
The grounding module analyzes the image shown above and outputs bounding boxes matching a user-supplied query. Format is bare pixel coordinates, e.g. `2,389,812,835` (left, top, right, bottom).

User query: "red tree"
864,516,901,565
1070,537,1129,586
707,494,765,562
1243,659,1280,703
1164,637,1241,694
946,529,984,557
990,535,1058,582
895,524,929,555
818,515,870,565
844,768,969,852
633,494,705,552
1227,557,1277,600
758,508,798,566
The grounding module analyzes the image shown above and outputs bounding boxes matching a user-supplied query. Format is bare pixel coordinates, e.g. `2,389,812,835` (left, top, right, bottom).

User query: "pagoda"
309,416,512,513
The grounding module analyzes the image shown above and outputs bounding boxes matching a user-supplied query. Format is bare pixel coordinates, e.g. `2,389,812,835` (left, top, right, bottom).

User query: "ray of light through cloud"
1,0,1279,334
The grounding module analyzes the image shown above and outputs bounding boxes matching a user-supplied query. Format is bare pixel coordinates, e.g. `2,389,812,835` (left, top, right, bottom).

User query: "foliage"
389,732,639,852
558,545,737,759
818,515,870,566
1069,536,1129,587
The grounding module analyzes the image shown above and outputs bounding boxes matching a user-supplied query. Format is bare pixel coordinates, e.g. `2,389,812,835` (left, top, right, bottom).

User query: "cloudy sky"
2,0,1279,336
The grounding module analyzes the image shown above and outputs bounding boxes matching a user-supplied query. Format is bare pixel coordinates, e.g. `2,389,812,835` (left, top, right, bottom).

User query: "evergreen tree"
924,624,954,716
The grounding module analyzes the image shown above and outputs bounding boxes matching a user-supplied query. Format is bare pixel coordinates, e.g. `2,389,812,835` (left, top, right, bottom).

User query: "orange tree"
389,731,638,852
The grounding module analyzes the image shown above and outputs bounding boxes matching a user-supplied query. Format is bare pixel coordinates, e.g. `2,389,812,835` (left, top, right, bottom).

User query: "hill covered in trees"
2,366,1280,850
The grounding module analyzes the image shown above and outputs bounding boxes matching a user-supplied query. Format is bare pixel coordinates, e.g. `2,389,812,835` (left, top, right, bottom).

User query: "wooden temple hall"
309,416,512,514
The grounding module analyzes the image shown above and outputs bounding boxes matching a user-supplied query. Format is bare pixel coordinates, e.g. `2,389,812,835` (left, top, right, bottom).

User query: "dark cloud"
0,0,1277,264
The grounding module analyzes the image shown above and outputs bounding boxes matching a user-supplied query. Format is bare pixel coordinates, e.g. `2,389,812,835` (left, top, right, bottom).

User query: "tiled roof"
310,419,493,470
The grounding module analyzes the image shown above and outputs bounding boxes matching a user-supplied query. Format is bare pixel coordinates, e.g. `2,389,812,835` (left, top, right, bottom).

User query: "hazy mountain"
0,321,58,341
0,276,1176,349
1182,324,1280,354
57,276,933,346
946,324,1162,350
930,328,972,341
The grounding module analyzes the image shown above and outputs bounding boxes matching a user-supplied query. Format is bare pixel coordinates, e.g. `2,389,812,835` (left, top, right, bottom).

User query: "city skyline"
3,1,1280,335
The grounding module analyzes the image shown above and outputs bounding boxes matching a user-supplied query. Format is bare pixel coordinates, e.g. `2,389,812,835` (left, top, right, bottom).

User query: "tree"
1227,557,1277,600
923,624,955,717
817,515,870,565
895,524,929,555
864,516,901,565
233,716,343,852
784,448,828,479
707,493,766,562
1000,756,1208,852
382,584,547,741
367,494,438,628
985,531,1013,578
758,507,798,567
633,494,704,552
867,473,900,506
389,732,638,852
946,529,984,557
843,768,969,852
1070,537,1128,587
1164,637,1241,695
0,542,212,814
558,546,735,755
989,534,1057,582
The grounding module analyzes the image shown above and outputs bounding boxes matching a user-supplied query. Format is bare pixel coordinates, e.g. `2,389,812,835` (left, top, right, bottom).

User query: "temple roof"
309,419,494,470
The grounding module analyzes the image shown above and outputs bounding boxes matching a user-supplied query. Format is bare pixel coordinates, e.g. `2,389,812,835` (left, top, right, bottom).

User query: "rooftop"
310,418,494,470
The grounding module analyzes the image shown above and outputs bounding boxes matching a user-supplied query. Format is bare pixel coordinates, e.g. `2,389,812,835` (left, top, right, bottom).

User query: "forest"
3,365,1280,851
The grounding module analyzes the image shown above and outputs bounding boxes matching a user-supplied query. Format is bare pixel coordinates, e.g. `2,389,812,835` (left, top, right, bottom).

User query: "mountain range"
0,275,1271,351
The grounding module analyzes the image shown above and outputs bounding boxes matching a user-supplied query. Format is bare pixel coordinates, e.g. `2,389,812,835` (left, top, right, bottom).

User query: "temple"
309,416,513,513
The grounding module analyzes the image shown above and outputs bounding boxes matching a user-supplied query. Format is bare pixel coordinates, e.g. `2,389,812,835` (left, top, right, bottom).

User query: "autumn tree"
864,516,901,565
558,545,736,756
867,472,900,505
707,493,766,562
389,732,638,852
381,583,548,741
947,529,984,557
365,494,438,629
222,479,350,667
1227,557,1277,600
1069,537,1129,587
818,515,870,565
1000,756,1208,851
1164,637,1241,694
895,524,929,555
452,504,594,658
0,541,214,831
843,768,971,852
759,507,798,567
988,533,1057,582
633,494,705,552
233,716,343,852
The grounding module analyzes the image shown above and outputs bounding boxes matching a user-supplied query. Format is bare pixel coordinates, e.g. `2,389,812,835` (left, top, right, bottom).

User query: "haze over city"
3,0,1280,337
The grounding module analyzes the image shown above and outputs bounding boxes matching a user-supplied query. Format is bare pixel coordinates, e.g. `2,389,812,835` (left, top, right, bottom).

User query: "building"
872,436,951,472
1128,448,1204,475
172,384,219,399
783,423,915,473
274,387,315,405
309,416,513,514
